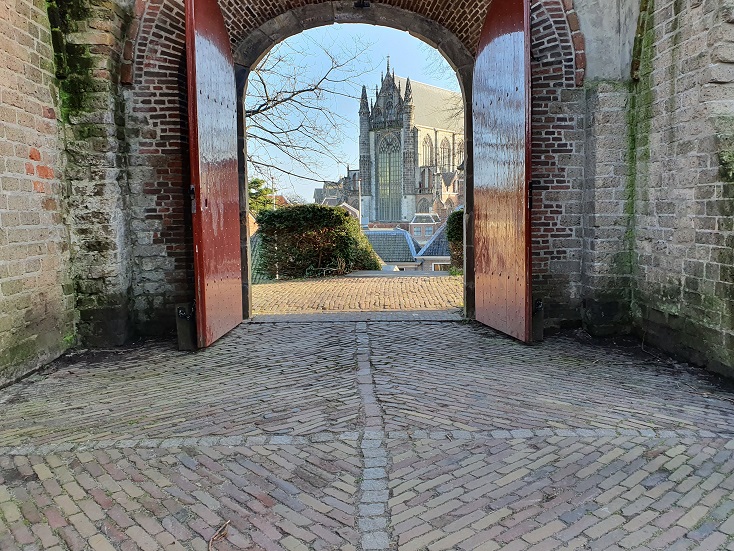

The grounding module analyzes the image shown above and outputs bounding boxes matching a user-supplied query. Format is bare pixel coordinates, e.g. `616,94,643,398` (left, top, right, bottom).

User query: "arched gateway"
118,0,586,347
3,0,734,379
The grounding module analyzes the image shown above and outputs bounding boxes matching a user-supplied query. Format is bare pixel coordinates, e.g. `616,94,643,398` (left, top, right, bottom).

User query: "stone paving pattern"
2,315,734,550
252,277,464,315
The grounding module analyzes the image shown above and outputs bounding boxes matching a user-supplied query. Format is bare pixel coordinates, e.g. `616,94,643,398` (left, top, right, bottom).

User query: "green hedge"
446,209,464,269
256,204,381,279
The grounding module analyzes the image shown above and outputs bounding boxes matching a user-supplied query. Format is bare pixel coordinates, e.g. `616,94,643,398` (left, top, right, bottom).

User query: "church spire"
404,77,413,104
359,85,370,115
386,56,390,77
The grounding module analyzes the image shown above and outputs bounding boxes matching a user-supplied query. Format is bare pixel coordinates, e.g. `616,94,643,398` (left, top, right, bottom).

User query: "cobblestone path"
252,276,464,315
2,319,734,551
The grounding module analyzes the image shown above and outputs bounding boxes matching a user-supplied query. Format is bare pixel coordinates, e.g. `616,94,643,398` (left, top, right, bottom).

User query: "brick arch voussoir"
122,0,186,86
525,0,586,293
531,0,585,87
122,0,585,87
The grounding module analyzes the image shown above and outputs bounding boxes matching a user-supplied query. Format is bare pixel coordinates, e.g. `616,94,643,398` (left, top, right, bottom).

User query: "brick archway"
121,0,587,332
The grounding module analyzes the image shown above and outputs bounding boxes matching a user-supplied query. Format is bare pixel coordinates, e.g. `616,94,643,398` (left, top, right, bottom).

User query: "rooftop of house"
417,224,450,258
411,213,441,225
364,229,421,263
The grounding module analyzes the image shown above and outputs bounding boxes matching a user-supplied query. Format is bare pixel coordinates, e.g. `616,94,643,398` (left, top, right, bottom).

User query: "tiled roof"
411,213,440,224
417,224,450,258
364,229,419,263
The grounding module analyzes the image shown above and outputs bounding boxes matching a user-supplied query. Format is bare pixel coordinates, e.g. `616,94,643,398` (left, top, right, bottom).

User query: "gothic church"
356,62,465,224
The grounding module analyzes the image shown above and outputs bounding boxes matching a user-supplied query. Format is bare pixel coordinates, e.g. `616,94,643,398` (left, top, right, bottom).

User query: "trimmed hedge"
256,204,381,279
446,209,464,269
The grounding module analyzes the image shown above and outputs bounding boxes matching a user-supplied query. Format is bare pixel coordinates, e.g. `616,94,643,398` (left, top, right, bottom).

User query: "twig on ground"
208,520,231,551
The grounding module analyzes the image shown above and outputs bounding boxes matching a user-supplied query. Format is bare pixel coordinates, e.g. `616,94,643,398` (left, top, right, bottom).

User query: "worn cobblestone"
252,276,463,315
1,308,734,549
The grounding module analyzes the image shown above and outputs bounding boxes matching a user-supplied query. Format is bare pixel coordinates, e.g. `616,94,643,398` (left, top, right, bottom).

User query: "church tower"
358,85,371,201
402,78,417,200
352,58,464,225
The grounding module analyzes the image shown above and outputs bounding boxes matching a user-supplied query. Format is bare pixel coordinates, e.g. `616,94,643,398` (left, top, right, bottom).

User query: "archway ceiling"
218,0,490,55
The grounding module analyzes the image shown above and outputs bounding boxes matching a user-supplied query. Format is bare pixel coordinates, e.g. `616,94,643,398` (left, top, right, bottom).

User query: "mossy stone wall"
46,0,135,347
626,0,734,375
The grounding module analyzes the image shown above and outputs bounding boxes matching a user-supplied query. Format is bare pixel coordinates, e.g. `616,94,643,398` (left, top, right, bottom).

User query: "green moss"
46,0,96,122
62,332,76,347
720,151,734,182
0,339,39,374
624,0,656,311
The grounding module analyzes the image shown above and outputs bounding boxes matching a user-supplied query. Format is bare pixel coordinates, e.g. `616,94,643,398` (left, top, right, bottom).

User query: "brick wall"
124,0,193,335
0,0,74,383
627,0,734,375
529,0,588,328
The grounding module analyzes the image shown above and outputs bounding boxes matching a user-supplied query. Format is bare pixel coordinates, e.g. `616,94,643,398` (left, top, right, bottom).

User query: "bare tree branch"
245,31,376,188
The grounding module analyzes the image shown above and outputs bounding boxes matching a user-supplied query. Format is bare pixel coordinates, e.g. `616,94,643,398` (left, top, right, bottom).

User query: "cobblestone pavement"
252,276,464,315
2,320,734,551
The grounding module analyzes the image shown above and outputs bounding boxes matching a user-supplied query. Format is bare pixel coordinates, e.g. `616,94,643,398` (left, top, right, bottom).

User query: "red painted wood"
473,0,532,342
186,0,242,348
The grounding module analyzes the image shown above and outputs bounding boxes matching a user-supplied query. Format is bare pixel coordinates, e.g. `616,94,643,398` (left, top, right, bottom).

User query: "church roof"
395,77,463,134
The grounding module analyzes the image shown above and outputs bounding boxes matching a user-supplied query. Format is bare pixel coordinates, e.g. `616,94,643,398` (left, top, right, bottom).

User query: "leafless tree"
245,33,375,187
419,42,464,124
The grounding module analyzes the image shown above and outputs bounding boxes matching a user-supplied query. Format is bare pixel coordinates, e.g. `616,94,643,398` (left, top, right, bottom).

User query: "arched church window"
386,101,394,120
423,135,434,167
457,140,465,167
440,138,451,173
446,198,455,212
373,107,382,120
417,198,430,213
377,134,402,221
419,168,431,191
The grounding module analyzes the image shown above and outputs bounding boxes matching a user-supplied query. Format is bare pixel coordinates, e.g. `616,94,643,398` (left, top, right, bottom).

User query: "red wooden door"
186,0,242,347
473,0,532,342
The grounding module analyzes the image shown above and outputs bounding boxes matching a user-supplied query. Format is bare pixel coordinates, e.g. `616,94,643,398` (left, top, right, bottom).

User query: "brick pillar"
581,82,634,336
50,0,133,346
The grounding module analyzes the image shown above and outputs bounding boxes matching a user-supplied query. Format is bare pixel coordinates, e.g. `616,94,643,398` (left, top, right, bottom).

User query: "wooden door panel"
186,0,242,347
473,0,532,342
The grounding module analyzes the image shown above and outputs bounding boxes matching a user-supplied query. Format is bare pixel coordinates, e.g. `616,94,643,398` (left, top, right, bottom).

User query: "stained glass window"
423,135,434,167
377,134,402,221
440,138,451,172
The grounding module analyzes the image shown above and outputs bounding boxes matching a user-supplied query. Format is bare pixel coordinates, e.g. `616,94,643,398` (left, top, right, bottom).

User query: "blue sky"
245,24,461,202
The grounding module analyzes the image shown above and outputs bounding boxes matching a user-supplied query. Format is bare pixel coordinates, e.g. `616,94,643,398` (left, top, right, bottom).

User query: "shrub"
446,209,464,269
256,204,381,279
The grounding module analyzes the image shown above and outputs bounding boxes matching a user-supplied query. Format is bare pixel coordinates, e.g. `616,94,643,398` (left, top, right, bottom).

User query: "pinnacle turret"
359,85,370,115
404,77,413,104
